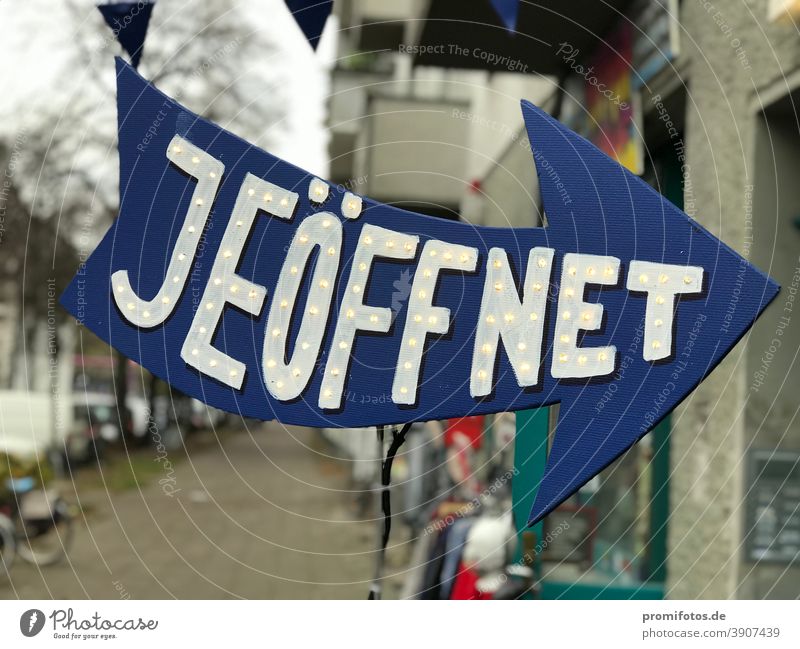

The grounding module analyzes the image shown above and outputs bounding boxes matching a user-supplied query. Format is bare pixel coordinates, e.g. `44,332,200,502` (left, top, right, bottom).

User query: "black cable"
368,422,412,600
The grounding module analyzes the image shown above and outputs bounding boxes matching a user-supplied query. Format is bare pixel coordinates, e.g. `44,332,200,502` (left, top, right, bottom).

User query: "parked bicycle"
0,476,74,575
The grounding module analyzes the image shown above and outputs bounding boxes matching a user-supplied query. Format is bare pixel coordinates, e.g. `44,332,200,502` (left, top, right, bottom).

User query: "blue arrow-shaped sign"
61,60,779,523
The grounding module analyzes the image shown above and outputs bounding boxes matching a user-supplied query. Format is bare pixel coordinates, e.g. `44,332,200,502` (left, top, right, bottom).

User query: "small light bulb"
353,285,362,294
494,281,503,292
493,259,502,269
272,328,281,337
639,273,649,284
339,341,348,350
563,311,571,320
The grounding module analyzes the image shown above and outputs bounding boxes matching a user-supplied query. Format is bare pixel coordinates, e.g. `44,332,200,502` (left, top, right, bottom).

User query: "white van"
0,391,70,458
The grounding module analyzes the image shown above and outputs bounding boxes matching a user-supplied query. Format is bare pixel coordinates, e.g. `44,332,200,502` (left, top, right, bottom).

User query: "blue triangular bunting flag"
284,0,332,50
97,2,155,68
490,0,519,33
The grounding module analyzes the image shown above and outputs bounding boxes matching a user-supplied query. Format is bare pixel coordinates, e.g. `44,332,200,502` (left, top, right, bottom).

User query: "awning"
413,0,632,75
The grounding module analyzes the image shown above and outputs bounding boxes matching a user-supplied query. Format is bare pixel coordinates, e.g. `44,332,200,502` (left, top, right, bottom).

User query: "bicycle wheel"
17,499,74,567
0,514,16,577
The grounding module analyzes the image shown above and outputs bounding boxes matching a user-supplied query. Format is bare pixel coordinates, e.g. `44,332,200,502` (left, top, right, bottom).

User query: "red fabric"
445,416,484,450
450,563,491,600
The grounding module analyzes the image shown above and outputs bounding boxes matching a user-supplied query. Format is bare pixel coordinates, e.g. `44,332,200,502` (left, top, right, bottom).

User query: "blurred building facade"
329,0,800,599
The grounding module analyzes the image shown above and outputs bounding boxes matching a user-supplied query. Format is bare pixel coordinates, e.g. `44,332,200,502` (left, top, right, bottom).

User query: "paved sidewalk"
0,424,384,599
